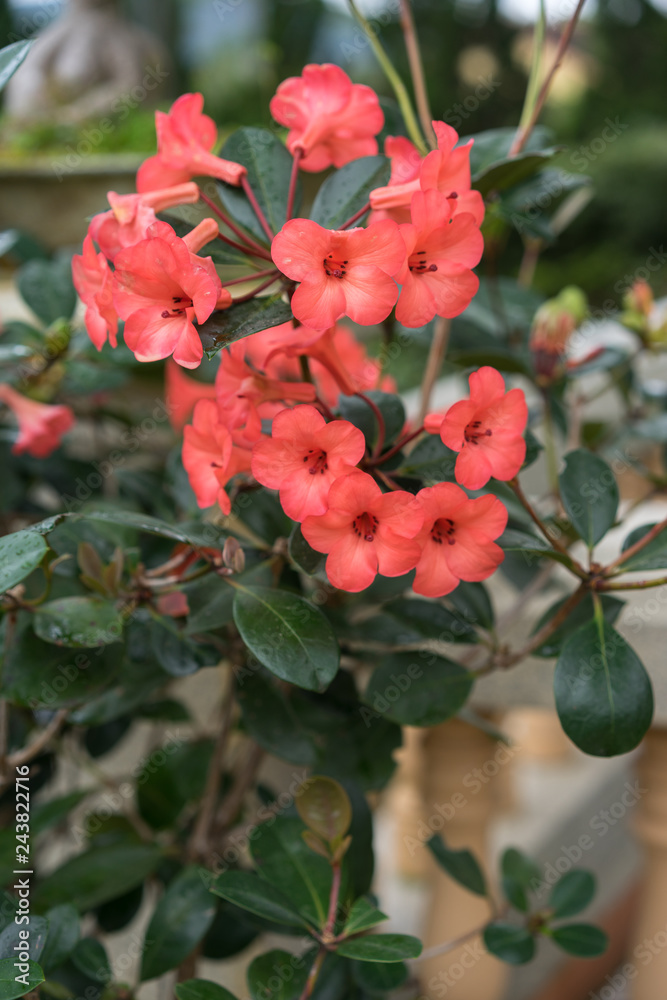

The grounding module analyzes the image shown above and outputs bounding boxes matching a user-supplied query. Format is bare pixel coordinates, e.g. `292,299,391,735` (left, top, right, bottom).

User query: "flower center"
464,419,493,445
161,295,193,318
431,517,456,546
352,511,379,542
408,249,438,274
323,254,349,279
302,448,329,475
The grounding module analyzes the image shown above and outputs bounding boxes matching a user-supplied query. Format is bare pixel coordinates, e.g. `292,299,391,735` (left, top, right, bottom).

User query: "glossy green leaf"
39,905,80,973
550,923,608,957
500,848,541,913
351,958,408,994
336,934,422,962
141,867,217,981
289,524,325,576
0,958,44,998
559,449,619,548
209,871,310,929
310,155,390,230
197,295,293,359
247,949,310,1000
150,618,207,676
233,585,339,692
549,871,596,919
237,670,317,765
620,522,667,571
0,917,48,962
176,980,240,1000
71,938,111,983
33,597,124,648
137,739,214,830
17,257,76,326
427,835,487,897
554,619,653,756
218,126,299,238
483,923,536,965
377,598,479,644
531,593,624,658
499,528,575,568
0,529,47,594
364,653,474,727
395,434,457,483
468,126,559,196
296,776,352,843
0,40,34,92
250,817,332,929
337,392,405,451
34,844,163,912
343,897,388,937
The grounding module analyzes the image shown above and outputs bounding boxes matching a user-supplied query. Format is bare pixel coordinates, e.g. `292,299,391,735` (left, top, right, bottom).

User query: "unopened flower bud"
222,536,245,574
529,286,588,379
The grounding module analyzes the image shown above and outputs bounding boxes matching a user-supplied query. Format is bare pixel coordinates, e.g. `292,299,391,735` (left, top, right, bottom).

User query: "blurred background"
0,0,666,305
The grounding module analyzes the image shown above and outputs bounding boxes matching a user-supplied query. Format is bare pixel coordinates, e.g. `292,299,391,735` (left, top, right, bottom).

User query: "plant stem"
347,0,428,155
220,268,280,287
598,575,667,592
416,316,450,426
241,176,275,242
366,425,425,467
286,149,303,222
340,201,372,229
187,677,236,863
509,0,587,156
508,477,588,579
198,188,273,259
231,273,281,304
399,0,435,148
325,863,342,936
500,583,587,668
214,739,265,835
541,389,560,495
356,392,386,459
298,947,326,1000
604,517,667,574
215,229,272,262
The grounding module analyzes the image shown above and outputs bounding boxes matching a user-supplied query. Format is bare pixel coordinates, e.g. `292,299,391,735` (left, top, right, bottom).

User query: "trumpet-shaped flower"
270,64,383,172
165,359,216,431
272,218,405,330
182,399,251,514
0,383,74,458
72,235,118,350
89,183,199,262
251,405,365,521
301,471,423,592
413,483,508,597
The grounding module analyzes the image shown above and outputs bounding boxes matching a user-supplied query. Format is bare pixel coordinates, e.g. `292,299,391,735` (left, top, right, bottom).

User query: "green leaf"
296,776,351,843
427,835,487,897
364,653,474,727
137,739,214,830
447,582,494,630
337,392,405,451
218,126,299,238
33,597,124,648
310,155,390,230
150,618,206,677
559,450,619,548
377,598,479,644
0,529,47,594
17,258,76,326
554,619,654,756
70,938,111,983
483,923,536,965
237,670,316,765
197,295,293,359
141,867,217,981
209,871,310,929
351,959,408,994
0,918,48,962
0,40,34,92
468,126,559,197
549,870,596,920
343,897,388,937
289,524,325,576
498,528,575,569
500,848,541,913
620,523,667,571
531,593,624,658
176,981,240,1000
34,844,163,912
0,958,44,999
39,905,80,973
247,949,310,1000
250,817,332,929
395,434,457,483
233,585,339,692
336,934,421,962
550,923,608,957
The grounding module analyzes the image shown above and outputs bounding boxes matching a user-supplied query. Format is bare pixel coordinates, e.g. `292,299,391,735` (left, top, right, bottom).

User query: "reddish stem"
286,148,303,222
367,425,425,467
221,268,280,287
604,516,667,574
231,273,281,304
198,187,273,260
356,392,386,459
341,201,372,230
242,176,275,242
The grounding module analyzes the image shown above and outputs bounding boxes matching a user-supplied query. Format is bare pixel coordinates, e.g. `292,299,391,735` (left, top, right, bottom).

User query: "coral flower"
182,399,251,514
413,483,508,597
270,63,383,172
301,471,423,592
426,367,528,490
137,93,246,193
165,359,216,432
395,189,483,327
89,183,200,262
113,219,231,369
370,122,484,226
0,384,74,458
72,235,118,350
252,405,365,521
272,219,405,330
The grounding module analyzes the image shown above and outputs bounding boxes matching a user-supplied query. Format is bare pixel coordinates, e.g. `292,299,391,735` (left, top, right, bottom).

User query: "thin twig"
8,709,69,770
286,149,303,222
508,477,588,579
500,582,587,668
416,316,450,426
340,201,372,230
356,392,386,459
214,740,265,835
187,678,236,863
231,274,282,304
221,268,280,287
198,188,273,259
399,0,435,148
604,517,667,575
242,177,275,242
509,0,587,157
